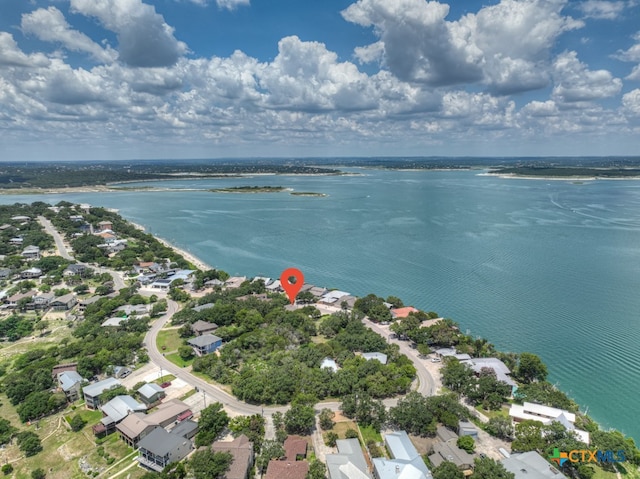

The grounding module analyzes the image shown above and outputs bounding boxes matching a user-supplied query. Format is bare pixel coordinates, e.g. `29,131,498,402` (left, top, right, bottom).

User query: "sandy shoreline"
478,172,640,181
128,221,213,272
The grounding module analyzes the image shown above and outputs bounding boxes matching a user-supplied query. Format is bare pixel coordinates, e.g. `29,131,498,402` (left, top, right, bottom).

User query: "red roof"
391,306,419,318
176,410,193,422
284,435,308,461
264,461,309,479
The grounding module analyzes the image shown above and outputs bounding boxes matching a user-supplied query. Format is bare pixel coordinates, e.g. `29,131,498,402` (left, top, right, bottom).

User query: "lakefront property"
0,201,637,479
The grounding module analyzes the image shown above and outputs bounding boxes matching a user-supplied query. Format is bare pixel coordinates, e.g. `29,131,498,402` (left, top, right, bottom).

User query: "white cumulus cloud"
21,7,116,64
552,51,622,103
70,0,187,67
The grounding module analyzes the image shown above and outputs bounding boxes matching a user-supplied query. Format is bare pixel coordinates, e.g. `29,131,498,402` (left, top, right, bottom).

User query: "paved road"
38,216,74,260
363,318,436,396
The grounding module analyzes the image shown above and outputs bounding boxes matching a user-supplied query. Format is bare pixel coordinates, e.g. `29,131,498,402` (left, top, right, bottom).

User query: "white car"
431,357,441,363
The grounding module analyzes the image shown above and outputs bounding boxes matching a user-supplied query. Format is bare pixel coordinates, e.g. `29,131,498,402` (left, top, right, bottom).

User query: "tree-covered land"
0,161,343,190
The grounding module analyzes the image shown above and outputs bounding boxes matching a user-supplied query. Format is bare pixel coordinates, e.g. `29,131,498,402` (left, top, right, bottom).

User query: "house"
11,215,31,222
187,334,223,356
117,399,193,447
264,460,309,479
137,427,193,472
21,245,40,260
320,290,350,305
63,264,91,277
33,292,55,309
428,427,474,473
265,280,282,292
102,317,127,327
211,434,254,479
509,402,589,444
390,306,419,319
460,357,517,393
9,236,23,246
224,276,247,289
168,419,198,440
321,358,339,373
502,451,568,479
326,438,372,479
433,348,471,361
204,279,224,288
50,293,77,311
78,296,101,313
58,371,84,401
284,435,308,461
149,270,195,290
308,286,328,298
83,377,122,409
138,383,166,405
192,302,215,312
52,362,78,378
191,320,219,336
96,395,147,435
97,220,113,231
0,268,13,280
337,295,358,309
21,267,42,279
362,352,388,365
115,304,149,317
236,293,270,302
6,290,35,308
458,421,478,439
373,431,432,479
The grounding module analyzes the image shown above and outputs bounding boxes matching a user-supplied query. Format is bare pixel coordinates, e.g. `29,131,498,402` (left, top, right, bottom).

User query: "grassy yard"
152,374,176,385
332,420,359,439
0,316,74,363
166,352,194,368
475,404,510,419
179,389,197,401
359,425,382,444
0,394,137,479
156,328,184,353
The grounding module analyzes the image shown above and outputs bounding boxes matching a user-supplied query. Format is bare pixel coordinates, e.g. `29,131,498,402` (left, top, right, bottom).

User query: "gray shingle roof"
137,427,191,456
187,334,222,347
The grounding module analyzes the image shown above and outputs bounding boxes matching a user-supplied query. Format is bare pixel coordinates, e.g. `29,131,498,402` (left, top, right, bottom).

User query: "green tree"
515,353,548,383
512,420,546,452
472,457,515,479
433,461,464,479
285,403,316,435
325,431,339,447
485,416,514,440
577,465,596,479
31,469,46,479
441,359,474,395
457,435,475,453
0,418,17,445
385,296,404,308
178,345,194,360
70,414,87,432
256,440,285,474
195,403,229,447
319,408,335,430
188,449,232,479
306,458,327,479
1,464,13,476
16,431,43,457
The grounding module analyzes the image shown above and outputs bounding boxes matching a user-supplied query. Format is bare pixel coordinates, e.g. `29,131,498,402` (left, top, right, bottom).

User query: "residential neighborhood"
0,202,636,479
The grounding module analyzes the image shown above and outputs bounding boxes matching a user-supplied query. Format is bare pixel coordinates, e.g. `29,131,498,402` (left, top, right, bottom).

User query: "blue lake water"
4,168,640,440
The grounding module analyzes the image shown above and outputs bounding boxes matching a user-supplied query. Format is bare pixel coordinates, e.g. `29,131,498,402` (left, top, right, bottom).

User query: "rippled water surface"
5,168,640,440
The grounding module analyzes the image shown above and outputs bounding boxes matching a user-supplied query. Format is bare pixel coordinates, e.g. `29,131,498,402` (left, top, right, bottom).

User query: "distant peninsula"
487,166,640,179
208,185,287,193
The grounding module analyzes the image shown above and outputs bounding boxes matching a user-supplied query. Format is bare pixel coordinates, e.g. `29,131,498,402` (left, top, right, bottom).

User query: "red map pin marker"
280,268,304,304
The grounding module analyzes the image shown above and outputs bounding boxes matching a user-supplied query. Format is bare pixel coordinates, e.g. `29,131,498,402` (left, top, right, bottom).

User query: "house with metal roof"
50,293,77,311
509,402,589,444
83,377,122,409
373,431,432,479
58,371,84,401
137,427,193,472
193,302,215,312
138,383,166,405
326,438,371,479
362,352,388,365
21,245,40,260
187,334,222,356
460,357,518,390
320,290,350,305
502,451,568,479
98,395,147,434
321,358,339,373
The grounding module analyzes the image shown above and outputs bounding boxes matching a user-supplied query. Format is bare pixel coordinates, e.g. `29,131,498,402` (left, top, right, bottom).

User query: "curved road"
144,301,436,419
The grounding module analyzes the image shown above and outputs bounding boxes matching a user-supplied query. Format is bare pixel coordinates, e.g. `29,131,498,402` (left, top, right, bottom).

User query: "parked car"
431,357,441,363
160,381,172,388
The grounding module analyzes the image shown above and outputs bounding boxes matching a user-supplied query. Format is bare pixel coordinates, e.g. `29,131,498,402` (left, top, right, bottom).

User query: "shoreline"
479,172,640,181
128,220,214,272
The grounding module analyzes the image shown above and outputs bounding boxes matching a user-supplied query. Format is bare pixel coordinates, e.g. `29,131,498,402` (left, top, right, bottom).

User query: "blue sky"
1,0,640,160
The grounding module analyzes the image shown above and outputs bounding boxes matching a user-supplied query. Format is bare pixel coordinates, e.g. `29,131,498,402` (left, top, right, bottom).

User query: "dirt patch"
333,411,349,422
409,434,438,455
57,442,80,461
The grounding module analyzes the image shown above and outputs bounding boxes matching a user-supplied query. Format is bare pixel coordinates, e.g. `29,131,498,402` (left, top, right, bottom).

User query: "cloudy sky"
1,0,640,161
